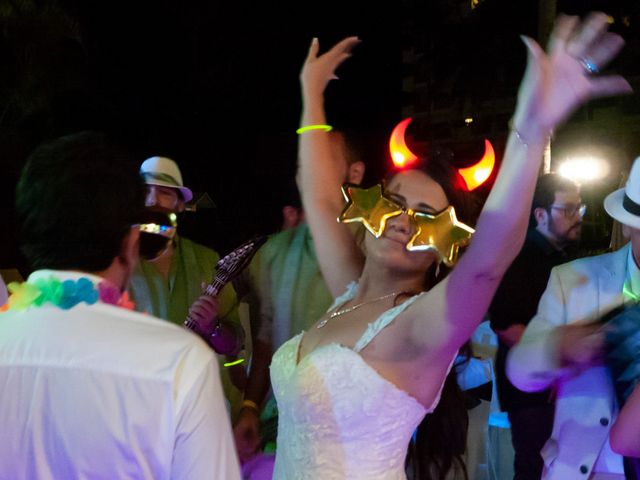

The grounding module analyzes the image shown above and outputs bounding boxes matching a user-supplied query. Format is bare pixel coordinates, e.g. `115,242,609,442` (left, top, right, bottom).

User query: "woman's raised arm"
413,12,632,353
297,37,365,297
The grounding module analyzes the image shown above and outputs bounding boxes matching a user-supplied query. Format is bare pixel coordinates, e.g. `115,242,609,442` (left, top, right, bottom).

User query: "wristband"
512,127,550,148
223,358,245,367
242,399,260,413
296,124,333,134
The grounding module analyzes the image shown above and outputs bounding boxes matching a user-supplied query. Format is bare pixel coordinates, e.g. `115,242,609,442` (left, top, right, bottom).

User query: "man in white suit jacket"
507,158,640,480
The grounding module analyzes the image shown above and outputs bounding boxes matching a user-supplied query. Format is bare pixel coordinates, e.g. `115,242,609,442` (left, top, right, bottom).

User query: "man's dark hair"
530,173,579,228
16,131,145,272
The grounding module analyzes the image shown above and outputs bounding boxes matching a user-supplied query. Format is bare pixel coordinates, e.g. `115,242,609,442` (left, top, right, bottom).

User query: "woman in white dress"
270,12,631,479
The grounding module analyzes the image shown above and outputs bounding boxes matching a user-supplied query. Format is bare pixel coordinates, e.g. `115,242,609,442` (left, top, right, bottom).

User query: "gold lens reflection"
338,183,474,266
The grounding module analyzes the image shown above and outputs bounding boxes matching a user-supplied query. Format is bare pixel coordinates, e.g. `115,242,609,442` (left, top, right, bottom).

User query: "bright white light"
558,156,610,182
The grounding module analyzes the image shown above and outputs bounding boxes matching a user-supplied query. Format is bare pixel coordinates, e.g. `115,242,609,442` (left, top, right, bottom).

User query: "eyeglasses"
549,203,587,218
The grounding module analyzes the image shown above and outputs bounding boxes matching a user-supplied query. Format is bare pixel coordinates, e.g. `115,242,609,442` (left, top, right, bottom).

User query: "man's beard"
550,220,582,246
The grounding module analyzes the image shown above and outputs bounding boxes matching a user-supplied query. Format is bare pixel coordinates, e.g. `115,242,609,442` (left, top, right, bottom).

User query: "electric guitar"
184,235,267,355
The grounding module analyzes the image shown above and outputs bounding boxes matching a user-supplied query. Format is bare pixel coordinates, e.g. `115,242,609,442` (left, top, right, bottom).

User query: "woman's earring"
435,260,441,278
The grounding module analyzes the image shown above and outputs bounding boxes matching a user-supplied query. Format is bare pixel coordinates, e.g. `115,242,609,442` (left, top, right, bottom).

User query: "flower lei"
0,276,135,312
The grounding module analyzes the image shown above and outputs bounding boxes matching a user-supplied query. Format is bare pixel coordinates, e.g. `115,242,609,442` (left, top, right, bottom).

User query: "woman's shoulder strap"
353,292,425,353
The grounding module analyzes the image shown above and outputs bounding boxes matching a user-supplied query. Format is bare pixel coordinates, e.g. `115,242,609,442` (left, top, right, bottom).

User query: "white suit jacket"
507,244,629,480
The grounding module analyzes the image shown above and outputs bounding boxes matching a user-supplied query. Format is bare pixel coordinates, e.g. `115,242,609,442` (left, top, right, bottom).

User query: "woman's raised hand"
300,36,361,99
513,12,632,140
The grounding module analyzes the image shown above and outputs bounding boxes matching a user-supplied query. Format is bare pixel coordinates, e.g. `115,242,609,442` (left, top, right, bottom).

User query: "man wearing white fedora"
129,156,244,414
507,158,640,480
129,156,239,328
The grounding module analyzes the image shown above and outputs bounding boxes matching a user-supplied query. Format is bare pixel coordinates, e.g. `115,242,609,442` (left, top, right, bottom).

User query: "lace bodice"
270,283,451,479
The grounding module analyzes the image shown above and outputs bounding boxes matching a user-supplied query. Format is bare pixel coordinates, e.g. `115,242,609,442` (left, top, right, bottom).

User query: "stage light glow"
558,156,610,182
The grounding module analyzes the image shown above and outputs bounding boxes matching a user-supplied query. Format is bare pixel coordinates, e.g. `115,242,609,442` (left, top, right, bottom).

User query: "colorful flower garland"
0,276,135,312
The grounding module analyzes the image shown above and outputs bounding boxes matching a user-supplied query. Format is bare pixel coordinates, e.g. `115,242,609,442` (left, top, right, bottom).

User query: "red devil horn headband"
389,118,495,191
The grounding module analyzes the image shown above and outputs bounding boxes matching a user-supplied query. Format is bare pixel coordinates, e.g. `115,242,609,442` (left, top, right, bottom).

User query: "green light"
623,283,640,303
296,124,333,134
223,358,245,367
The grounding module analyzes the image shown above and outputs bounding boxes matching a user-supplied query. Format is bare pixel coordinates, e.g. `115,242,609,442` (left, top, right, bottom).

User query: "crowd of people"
1,11,639,480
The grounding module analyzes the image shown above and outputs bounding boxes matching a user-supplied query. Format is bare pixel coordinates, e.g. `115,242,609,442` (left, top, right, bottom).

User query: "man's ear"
534,207,548,226
347,161,365,185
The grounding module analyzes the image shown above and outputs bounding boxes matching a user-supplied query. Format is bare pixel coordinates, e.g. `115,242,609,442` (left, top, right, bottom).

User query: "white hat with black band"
604,157,640,230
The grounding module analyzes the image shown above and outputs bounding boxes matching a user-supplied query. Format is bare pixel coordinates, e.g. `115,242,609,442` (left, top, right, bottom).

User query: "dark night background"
2,0,640,276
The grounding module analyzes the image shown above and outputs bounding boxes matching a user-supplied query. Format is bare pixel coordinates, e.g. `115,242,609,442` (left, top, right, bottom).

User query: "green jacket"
129,236,239,326
246,223,333,349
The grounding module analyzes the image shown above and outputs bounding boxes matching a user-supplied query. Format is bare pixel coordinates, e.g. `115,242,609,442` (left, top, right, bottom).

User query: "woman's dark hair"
16,131,145,272
387,150,480,479
385,146,479,222
407,357,470,480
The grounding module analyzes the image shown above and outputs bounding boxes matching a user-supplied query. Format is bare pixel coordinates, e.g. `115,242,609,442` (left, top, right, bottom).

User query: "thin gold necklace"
317,291,399,329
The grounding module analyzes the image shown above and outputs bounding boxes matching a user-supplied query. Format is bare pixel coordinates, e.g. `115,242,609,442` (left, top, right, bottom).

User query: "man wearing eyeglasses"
541,195,585,250
489,173,583,480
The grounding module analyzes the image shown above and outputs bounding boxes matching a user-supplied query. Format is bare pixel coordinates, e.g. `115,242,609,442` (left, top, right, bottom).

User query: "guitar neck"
203,276,226,297
183,235,267,338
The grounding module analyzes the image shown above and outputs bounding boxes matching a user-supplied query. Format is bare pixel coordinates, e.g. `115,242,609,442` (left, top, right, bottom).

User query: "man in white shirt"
507,157,640,480
0,132,240,479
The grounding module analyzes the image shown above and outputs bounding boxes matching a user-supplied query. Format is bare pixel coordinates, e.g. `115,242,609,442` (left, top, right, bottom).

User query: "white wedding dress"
270,283,454,479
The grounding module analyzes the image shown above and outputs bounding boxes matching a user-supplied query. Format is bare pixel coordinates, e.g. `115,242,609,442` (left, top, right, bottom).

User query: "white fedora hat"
604,157,640,230
140,156,193,203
